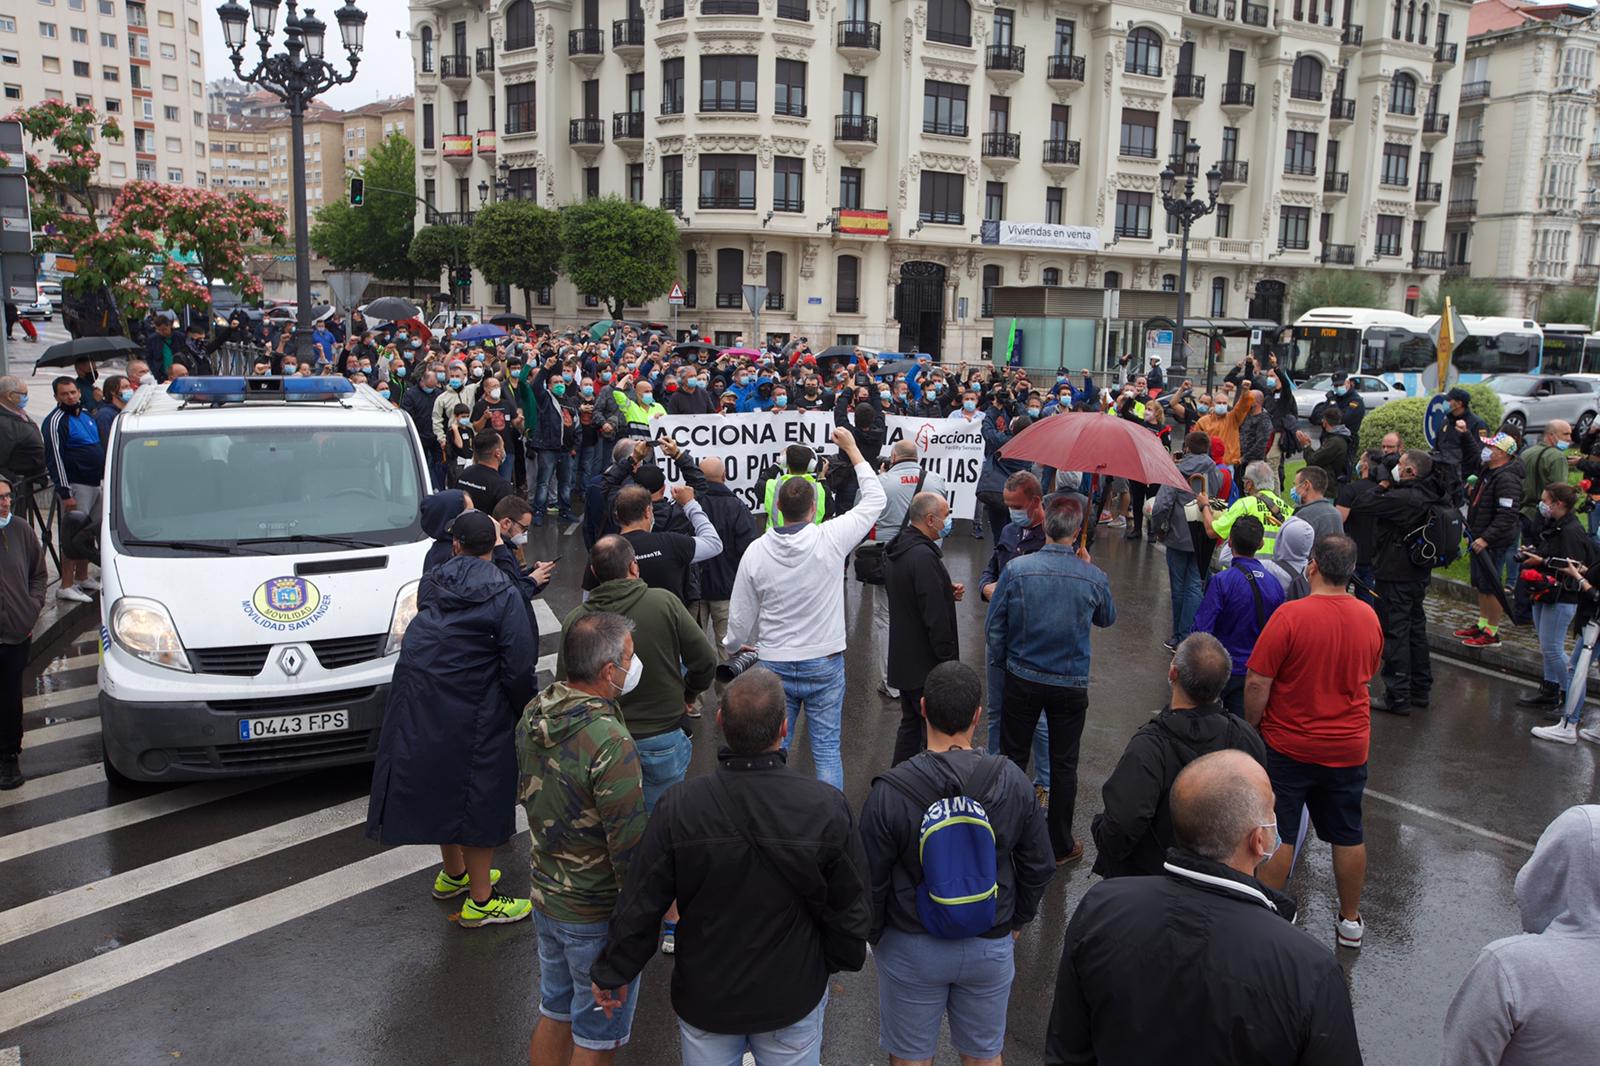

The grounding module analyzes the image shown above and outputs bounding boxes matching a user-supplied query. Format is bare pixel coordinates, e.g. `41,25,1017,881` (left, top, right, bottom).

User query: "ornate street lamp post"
1160,140,1223,391
216,0,366,362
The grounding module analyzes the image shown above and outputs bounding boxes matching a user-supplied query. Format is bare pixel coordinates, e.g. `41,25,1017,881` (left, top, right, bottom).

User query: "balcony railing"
1114,222,1152,239
919,207,964,225
835,114,878,142
474,48,494,73
1434,41,1458,64
926,27,973,46
774,100,806,118
1321,243,1356,264
924,118,968,137
714,292,744,308
703,0,760,11
1048,54,1085,81
702,193,757,210
1589,144,1600,162
661,96,685,116
568,28,604,55
1423,112,1450,135
1416,181,1442,202
434,211,476,226
1388,100,1416,117
439,54,470,79
1173,74,1205,99
1189,0,1220,15
1324,171,1349,192
1291,83,1324,102
1126,60,1162,77
1042,138,1081,165
613,18,645,48
660,194,683,212
981,132,1021,158
1221,81,1255,106
505,33,537,52
1341,23,1363,46
1217,159,1249,183
613,112,645,140
504,108,536,136
1284,161,1318,177
1278,234,1310,251
1241,2,1269,26
702,97,758,114
1447,199,1477,216
837,20,880,50
1461,80,1491,101
837,296,860,313
441,134,473,158
1330,97,1356,121
1455,139,1484,159
1413,250,1447,270
569,118,604,145
773,197,804,213
986,45,1025,72
766,292,784,310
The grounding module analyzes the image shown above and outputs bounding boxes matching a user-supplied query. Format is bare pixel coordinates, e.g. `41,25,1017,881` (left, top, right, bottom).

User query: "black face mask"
62,401,81,415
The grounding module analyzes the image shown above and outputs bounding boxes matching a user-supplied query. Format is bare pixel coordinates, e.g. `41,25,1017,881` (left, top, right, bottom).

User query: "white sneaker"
1335,915,1364,950
1580,726,1600,745
56,586,92,603
877,680,900,700
78,577,101,592
1532,722,1578,745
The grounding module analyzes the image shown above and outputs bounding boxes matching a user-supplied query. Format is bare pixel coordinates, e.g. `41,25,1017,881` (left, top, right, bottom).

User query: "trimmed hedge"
1356,383,1503,454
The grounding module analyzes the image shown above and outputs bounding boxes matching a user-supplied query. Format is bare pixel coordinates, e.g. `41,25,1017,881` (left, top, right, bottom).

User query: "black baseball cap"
446,509,497,555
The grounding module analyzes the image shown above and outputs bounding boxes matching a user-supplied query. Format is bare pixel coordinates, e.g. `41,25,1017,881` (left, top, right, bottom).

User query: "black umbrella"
814,345,860,361
35,335,141,369
490,313,530,328
877,358,922,376
671,340,721,354
363,296,421,320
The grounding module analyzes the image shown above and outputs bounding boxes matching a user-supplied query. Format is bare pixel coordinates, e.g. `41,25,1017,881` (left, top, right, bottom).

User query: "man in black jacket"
401,368,445,491
589,667,870,1062
1046,749,1362,1066
885,492,962,765
1459,432,1523,648
859,661,1053,1066
1090,632,1266,879
691,457,756,653
1349,449,1443,714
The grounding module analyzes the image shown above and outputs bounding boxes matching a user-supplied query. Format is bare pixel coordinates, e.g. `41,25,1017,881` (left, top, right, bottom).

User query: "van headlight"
109,597,192,672
385,579,420,655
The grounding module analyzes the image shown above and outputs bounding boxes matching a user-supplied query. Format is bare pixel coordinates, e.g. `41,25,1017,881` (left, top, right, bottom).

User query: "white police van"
97,376,430,784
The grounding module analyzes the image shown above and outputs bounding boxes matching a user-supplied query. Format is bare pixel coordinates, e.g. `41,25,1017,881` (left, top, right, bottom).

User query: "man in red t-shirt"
1243,534,1383,952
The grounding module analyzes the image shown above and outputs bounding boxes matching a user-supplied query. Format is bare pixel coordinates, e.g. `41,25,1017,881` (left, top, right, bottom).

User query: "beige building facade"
411,0,1468,357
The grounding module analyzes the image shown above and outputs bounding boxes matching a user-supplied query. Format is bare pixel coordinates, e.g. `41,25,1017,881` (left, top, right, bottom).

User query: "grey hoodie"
1149,453,1222,553
1441,804,1600,1065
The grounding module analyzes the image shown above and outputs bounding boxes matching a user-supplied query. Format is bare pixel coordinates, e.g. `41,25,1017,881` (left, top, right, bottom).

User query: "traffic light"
349,177,364,207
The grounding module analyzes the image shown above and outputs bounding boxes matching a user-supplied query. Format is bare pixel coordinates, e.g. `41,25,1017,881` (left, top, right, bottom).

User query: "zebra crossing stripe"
20,719,99,750
0,764,105,810
533,599,561,635
0,780,267,864
41,653,97,674
22,686,97,714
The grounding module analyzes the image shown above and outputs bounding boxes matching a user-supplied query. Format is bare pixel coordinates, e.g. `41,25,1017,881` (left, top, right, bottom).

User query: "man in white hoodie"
725,426,886,789
1441,803,1600,1066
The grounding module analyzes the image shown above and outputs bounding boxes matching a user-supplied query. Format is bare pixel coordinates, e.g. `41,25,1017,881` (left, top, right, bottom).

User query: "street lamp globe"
335,0,366,54
1160,166,1176,199
249,0,280,38
1183,139,1202,172
217,1,249,50
299,7,326,59
477,179,490,205
1206,166,1223,201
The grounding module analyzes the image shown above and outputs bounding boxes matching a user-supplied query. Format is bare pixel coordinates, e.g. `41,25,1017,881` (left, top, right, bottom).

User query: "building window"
984,180,1005,222
454,100,468,135
1380,143,1410,186
662,153,683,209
715,248,744,307
662,57,684,115
699,154,757,209
1215,203,1232,238
422,103,434,148
1045,186,1063,225
774,155,804,211
1054,18,1075,56
505,0,535,50
1284,130,1318,175
72,60,89,77
1125,27,1162,76
423,178,436,209
506,83,535,134
1104,271,1121,289
922,80,968,136
507,167,537,201
701,55,757,113
1119,108,1158,158
39,23,57,40
1375,214,1403,256
1042,267,1061,286
927,0,972,46
163,105,178,121
775,59,806,117
627,163,644,203
839,166,862,210
1114,191,1153,238
583,167,601,200
836,255,860,312
981,264,1000,317
1278,206,1311,249
919,171,964,224
1161,273,1177,292
1290,55,1323,100
101,65,118,82
1389,72,1416,115
1211,277,1227,316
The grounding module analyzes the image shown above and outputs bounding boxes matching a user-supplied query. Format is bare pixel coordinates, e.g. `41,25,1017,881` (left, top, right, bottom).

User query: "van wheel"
101,736,141,789
1577,411,1595,439
1503,411,1526,435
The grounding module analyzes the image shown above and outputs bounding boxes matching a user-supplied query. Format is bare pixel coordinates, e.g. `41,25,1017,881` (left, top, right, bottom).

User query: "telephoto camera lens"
717,649,761,684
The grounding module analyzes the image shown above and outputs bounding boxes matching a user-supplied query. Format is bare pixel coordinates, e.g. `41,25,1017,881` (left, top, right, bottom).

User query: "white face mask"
615,654,643,696
510,531,527,547
487,388,501,402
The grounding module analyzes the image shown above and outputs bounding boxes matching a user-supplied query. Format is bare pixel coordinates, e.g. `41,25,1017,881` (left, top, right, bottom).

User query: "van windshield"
113,427,424,555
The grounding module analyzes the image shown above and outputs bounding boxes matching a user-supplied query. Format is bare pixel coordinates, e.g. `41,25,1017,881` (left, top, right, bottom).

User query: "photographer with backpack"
1513,483,1596,714
858,661,1054,1066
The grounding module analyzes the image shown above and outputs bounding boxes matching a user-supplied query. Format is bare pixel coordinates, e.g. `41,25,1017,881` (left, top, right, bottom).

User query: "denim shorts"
1265,746,1367,847
873,927,1015,1060
634,727,692,814
534,911,641,1051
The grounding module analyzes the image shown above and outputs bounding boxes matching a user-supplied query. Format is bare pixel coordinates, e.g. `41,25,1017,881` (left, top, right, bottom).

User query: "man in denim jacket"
985,495,1116,865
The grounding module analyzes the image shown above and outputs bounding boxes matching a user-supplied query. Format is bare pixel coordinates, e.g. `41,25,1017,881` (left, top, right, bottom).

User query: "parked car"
1294,373,1408,421
1483,373,1599,437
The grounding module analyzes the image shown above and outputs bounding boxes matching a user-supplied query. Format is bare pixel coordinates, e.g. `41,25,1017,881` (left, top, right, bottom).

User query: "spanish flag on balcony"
836,209,890,236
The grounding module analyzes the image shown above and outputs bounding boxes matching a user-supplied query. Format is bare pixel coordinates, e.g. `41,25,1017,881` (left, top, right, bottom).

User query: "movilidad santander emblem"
246,576,328,628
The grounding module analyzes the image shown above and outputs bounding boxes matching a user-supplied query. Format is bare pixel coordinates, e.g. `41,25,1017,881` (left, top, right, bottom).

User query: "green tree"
408,223,474,293
1423,278,1506,317
1537,286,1596,329
470,200,563,316
1287,271,1385,318
560,197,678,317
309,133,417,283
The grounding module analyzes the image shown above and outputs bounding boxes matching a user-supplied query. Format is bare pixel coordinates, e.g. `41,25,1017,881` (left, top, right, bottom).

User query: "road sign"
957,296,969,320
741,284,768,315
668,281,685,306
1102,290,1121,320
324,270,371,312
1423,394,1449,448
1249,328,1262,346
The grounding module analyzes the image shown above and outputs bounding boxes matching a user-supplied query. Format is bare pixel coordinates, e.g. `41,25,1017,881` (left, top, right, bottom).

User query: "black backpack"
1407,497,1464,569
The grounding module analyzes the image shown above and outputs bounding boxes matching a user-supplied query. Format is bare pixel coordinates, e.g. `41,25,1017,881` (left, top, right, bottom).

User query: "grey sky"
204,3,417,110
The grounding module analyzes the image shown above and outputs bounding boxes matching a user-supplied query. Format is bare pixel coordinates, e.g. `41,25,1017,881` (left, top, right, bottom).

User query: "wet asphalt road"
2,516,1596,1065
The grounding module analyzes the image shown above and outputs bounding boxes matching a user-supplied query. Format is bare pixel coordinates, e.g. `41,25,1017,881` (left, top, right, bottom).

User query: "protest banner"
882,415,984,520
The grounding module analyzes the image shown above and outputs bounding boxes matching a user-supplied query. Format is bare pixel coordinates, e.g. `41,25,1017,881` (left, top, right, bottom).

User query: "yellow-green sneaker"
432,867,502,900
459,892,533,927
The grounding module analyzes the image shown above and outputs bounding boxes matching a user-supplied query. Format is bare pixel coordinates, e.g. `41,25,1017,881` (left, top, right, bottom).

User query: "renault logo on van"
278,647,305,676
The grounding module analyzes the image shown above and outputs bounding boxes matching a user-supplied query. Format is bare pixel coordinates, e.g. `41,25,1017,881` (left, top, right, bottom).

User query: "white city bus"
1289,307,1544,392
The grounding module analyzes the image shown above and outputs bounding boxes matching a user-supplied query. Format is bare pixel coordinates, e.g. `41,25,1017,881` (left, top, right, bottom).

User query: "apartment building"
410,0,1467,355
341,96,415,167
259,105,348,237
1447,0,1600,320
207,114,271,196
1,0,210,209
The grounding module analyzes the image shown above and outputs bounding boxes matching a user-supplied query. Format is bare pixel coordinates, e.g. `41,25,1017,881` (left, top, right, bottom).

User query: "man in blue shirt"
40,377,104,603
1194,516,1286,716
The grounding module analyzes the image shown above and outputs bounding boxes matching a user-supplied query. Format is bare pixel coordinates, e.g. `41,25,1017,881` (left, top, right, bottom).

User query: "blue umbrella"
456,323,508,344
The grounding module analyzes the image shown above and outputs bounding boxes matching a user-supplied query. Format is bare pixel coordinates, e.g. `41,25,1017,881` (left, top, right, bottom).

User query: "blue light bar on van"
166,376,356,401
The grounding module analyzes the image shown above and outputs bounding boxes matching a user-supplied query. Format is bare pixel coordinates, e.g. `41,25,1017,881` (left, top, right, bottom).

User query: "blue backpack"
876,755,1007,939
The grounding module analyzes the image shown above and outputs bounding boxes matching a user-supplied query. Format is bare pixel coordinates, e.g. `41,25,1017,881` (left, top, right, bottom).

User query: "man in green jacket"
518,611,649,1063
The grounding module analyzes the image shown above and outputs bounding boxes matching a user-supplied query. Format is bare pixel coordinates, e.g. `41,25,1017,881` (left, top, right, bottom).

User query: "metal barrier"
215,342,272,375
8,472,61,574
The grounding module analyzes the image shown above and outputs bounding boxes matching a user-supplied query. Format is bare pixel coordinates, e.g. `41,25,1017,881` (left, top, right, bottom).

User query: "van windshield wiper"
234,533,385,549
121,537,267,555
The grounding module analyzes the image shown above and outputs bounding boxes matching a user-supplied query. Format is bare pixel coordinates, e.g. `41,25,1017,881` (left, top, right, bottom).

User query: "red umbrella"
1000,412,1189,491
394,317,432,344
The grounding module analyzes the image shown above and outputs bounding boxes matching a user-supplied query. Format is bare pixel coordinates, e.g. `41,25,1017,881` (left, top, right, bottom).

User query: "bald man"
1046,750,1360,1065
691,455,756,653
872,439,949,699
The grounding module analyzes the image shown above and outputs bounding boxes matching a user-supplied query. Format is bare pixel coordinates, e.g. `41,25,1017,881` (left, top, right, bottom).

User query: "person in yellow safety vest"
612,377,666,439
762,444,830,526
1200,459,1294,562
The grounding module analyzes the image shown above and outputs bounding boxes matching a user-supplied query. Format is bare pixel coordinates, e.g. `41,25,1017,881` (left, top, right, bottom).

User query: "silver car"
1483,374,1599,437
1294,374,1407,421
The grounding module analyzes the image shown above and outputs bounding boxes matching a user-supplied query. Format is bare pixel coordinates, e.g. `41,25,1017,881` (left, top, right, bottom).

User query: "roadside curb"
27,598,98,669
